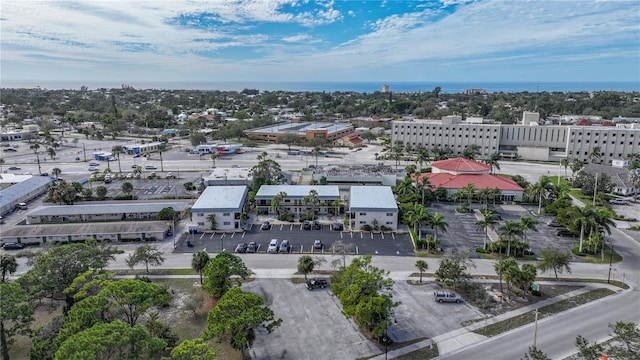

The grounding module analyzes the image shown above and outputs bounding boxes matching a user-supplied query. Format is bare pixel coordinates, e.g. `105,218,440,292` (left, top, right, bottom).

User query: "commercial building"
191,186,249,231
244,121,355,144
255,185,340,216
25,201,189,224
0,176,53,215
391,113,640,164
415,158,524,202
122,141,165,155
349,186,398,231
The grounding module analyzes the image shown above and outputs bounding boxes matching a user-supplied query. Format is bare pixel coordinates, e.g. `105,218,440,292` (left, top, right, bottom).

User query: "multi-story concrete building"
349,186,398,231
191,186,249,231
392,113,640,164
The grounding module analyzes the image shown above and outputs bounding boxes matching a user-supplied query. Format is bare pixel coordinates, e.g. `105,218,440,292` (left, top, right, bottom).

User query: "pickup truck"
306,278,328,290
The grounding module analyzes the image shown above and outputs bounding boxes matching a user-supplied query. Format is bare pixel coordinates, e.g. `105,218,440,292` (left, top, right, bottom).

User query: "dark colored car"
306,278,328,290
303,220,312,230
312,220,321,230
332,223,343,231
8,166,20,170
260,221,271,230
556,229,577,237
235,243,248,253
246,242,257,253
2,242,25,250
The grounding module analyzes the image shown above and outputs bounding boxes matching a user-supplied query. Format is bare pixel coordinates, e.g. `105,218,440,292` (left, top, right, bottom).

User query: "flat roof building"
191,186,249,231
25,201,189,224
349,186,398,231
244,121,354,143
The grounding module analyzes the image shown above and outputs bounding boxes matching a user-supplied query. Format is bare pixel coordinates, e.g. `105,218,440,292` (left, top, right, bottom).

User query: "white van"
16,202,28,210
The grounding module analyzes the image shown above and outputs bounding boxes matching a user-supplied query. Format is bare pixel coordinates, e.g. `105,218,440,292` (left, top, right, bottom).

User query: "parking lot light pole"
608,239,614,284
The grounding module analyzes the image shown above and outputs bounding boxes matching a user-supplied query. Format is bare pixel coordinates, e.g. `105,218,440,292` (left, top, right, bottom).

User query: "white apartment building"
392,114,640,164
349,186,398,231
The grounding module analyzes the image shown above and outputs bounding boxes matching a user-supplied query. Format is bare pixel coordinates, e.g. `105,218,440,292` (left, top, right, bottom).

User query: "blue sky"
1,0,639,85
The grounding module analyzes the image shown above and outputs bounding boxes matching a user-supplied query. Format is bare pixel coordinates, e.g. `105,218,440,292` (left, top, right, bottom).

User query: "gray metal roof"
27,202,189,217
349,186,398,212
0,176,53,208
255,185,340,200
1,221,167,237
248,122,352,135
191,186,248,212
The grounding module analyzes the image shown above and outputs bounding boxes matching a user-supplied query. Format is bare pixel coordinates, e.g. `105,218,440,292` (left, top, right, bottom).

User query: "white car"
144,164,157,170
89,162,100,166
267,239,279,253
88,166,98,171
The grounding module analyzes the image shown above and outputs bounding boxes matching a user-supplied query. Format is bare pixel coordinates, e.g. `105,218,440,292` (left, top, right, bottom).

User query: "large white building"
349,186,398,231
392,114,640,164
255,185,340,216
191,186,249,231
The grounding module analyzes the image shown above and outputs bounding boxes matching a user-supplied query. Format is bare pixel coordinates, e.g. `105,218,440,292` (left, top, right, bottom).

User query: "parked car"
2,242,25,250
547,220,563,227
312,220,321,230
8,166,20,170
3,148,17,152
267,239,279,253
89,162,100,166
246,242,257,253
306,278,328,290
556,229,577,237
279,239,290,253
133,153,141,157
104,177,112,184
144,165,157,170
40,172,49,176
88,166,98,171
609,199,629,205
303,220,312,230
313,240,323,249
260,221,271,230
332,223,343,231
235,243,248,253
434,291,462,303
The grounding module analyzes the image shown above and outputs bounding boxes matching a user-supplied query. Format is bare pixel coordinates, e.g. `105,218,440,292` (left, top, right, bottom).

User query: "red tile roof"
431,157,490,173
416,173,524,191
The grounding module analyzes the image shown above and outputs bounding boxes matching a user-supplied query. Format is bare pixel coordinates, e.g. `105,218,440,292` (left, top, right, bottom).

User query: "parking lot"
174,223,415,256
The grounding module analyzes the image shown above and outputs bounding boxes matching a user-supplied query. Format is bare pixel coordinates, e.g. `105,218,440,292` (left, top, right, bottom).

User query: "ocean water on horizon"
1,80,638,93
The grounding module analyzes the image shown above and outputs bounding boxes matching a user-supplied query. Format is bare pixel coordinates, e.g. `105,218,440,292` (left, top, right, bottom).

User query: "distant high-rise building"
382,84,390,93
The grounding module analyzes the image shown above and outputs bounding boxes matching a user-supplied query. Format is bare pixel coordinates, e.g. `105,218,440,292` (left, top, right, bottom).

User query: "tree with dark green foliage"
121,181,133,195
0,255,18,283
575,335,604,360
125,245,165,273
17,242,117,312
171,338,217,360
606,321,640,358
156,206,178,220
434,250,475,290
205,288,281,360
538,247,572,280
521,346,551,360
203,252,249,298
297,255,315,280
0,283,35,360
192,250,211,285
95,185,107,200
144,312,179,348
53,320,166,360
101,279,168,327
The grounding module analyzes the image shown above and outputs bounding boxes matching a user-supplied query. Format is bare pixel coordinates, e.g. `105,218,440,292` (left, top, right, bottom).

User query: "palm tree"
206,214,217,230
476,213,498,250
529,176,553,214
270,191,287,216
51,167,62,179
30,143,42,175
477,187,495,210
429,212,448,248
0,158,4,173
560,158,569,178
519,216,539,256
47,147,56,160
404,203,430,241
415,260,428,283
494,258,516,293
462,144,481,160
210,153,217,168
416,176,431,205
568,205,598,253
112,145,124,173
499,220,523,257
484,152,501,174
589,146,602,163
416,146,430,171
462,183,476,205
304,189,320,216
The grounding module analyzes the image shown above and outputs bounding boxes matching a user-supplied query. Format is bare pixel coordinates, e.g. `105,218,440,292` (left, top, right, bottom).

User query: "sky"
1,0,639,86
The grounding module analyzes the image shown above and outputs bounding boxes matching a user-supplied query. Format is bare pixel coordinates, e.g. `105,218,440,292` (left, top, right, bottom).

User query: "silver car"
434,291,462,303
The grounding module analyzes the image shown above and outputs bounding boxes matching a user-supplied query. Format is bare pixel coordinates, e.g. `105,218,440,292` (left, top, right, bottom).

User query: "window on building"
359,212,366,216
359,221,366,224
223,212,230,216
386,222,394,225
197,213,204,216
197,222,204,226
386,213,393,216
223,222,230,225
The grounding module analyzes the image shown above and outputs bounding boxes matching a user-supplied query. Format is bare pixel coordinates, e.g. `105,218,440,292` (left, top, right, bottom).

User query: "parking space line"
299,245,303,253
230,232,235,238
209,233,215,240
370,232,373,239
360,232,363,239
356,246,359,254
392,233,396,240
200,233,206,240
279,224,284,230
381,233,384,239
289,224,293,231
241,232,246,239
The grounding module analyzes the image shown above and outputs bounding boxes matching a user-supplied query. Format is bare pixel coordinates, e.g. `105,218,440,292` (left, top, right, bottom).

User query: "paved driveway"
245,279,382,360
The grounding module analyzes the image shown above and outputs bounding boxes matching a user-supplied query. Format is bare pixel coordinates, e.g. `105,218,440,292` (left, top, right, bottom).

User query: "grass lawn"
572,245,622,264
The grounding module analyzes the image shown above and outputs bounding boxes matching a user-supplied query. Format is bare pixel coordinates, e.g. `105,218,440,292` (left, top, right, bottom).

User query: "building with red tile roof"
431,158,491,175
415,158,524,202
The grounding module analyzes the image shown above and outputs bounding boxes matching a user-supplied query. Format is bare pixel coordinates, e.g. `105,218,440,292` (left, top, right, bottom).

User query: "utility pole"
608,239,614,284
533,308,539,348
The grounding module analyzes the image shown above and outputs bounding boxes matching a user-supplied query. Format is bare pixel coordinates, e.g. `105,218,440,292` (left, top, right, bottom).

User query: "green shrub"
361,224,372,231
277,213,294,222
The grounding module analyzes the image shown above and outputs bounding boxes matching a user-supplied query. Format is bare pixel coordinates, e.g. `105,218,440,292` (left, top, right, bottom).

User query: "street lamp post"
607,239,614,284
